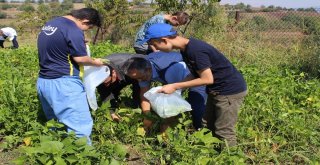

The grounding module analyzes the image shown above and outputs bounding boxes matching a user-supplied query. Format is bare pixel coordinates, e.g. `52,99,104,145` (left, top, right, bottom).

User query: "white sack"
144,86,192,118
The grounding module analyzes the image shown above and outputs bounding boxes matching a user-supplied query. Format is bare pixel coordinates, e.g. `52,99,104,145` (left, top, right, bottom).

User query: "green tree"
131,0,146,6
86,0,145,44
234,2,246,10
154,0,226,39
61,0,73,11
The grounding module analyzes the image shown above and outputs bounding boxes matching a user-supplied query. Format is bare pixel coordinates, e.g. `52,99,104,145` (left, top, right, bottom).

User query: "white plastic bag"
83,65,110,110
144,86,192,118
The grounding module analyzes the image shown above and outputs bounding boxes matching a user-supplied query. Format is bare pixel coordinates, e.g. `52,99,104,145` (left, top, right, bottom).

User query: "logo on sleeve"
42,25,58,36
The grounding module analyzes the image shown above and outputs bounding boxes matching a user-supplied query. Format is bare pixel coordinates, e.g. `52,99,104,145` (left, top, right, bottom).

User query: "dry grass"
73,3,85,9
0,3,87,47
0,149,21,164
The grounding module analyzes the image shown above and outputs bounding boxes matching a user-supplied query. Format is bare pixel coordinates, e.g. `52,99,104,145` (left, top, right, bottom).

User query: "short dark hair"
172,11,189,25
122,57,151,75
69,8,102,27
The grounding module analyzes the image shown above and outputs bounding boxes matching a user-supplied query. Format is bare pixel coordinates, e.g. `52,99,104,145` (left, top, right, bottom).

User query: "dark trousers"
12,36,19,49
0,36,19,49
0,40,4,48
204,90,247,148
187,86,207,130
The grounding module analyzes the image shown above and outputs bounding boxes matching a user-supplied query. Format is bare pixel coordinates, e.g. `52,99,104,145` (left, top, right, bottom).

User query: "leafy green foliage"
1,3,17,10
281,14,320,35
86,0,146,45
154,0,227,39
1,3,320,163
18,3,35,12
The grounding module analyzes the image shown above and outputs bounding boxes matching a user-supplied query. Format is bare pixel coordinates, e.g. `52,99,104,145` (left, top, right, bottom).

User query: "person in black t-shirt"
140,23,247,150
96,53,145,121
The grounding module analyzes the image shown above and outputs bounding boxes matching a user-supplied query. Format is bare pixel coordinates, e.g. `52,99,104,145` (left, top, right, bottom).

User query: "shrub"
18,4,35,12
281,14,303,27
252,16,267,26
304,17,320,35
0,11,7,19
1,3,14,10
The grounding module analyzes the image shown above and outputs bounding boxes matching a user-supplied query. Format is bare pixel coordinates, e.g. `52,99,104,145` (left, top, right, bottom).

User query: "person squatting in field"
94,53,145,121
141,23,247,150
0,27,19,49
36,8,104,145
134,11,189,55
122,51,207,132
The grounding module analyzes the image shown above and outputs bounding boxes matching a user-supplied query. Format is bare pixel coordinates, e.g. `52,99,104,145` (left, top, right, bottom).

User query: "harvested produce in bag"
144,86,192,118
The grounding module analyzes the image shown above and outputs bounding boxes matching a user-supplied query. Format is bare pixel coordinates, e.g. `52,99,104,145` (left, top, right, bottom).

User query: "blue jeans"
37,76,93,145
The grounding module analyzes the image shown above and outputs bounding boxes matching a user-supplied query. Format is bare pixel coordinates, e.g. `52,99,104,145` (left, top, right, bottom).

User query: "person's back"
97,53,146,111
38,17,85,78
134,14,165,47
36,8,103,145
133,12,189,55
126,51,207,130
0,27,18,48
0,27,17,38
181,38,246,95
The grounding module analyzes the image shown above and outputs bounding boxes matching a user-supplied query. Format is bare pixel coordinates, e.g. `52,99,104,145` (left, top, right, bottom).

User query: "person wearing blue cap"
141,23,247,150
122,51,207,131
133,12,189,55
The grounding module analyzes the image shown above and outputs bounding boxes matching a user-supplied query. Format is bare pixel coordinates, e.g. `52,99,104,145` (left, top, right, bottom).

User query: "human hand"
111,113,122,122
92,58,104,66
143,119,153,132
100,58,110,65
157,84,177,94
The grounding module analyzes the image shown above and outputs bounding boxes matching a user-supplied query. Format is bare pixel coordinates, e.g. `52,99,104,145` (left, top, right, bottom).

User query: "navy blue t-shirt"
38,17,87,79
139,51,184,87
181,38,247,95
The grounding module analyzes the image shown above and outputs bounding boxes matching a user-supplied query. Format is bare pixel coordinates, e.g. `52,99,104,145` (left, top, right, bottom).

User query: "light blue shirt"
134,14,166,46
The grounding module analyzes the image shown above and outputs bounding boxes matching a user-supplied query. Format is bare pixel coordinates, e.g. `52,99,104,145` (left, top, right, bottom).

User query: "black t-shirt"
181,38,247,95
97,53,144,104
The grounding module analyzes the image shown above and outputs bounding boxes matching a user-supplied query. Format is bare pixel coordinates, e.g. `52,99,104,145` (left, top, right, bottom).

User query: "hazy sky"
220,0,320,8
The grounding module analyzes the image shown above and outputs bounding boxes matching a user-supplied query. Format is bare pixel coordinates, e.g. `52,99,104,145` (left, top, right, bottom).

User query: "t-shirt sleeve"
67,29,87,57
192,51,212,71
139,81,151,88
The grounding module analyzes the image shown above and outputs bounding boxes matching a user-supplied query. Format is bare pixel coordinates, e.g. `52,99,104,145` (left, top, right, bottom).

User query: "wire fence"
227,11,320,40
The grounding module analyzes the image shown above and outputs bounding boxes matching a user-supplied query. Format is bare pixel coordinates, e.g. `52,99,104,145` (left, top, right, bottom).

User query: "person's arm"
158,68,213,94
140,85,153,131
73,56,104,66
97,83,121,122
140,86,151,113
149,45,158,52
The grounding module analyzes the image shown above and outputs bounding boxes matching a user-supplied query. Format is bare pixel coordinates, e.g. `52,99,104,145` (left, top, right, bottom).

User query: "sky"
220,0,320,8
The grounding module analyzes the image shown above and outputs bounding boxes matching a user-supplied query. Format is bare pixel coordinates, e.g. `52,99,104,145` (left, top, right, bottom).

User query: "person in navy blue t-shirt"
37,8,104,145
140,23,247,150
123,51,207,131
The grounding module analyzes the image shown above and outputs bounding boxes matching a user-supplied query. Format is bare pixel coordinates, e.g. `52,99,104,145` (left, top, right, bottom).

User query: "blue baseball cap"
141,23,177,44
